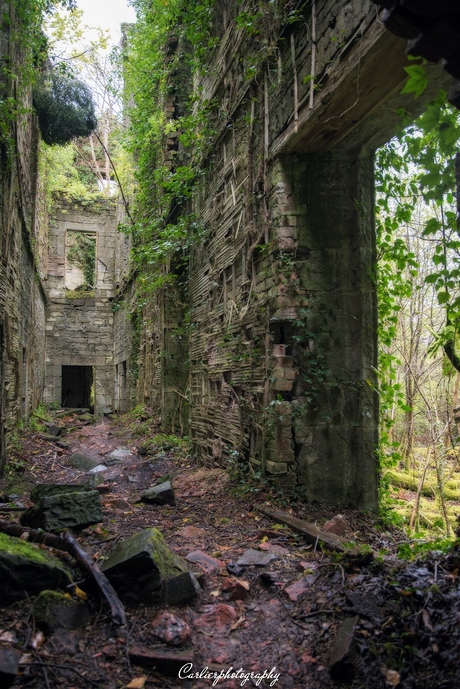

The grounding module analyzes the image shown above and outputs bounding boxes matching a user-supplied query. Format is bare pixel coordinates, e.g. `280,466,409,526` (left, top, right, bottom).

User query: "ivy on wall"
0,0,76,155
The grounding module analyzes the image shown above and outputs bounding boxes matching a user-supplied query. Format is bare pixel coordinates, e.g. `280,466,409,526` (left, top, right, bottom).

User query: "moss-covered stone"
100,528,187,604
33,590,90,633
30,483,89,503
67,453,100,470
20,490,103,532
0,533,71,602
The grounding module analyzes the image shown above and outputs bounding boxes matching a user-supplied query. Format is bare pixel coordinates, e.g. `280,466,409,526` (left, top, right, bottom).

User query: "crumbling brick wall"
0,0,48,471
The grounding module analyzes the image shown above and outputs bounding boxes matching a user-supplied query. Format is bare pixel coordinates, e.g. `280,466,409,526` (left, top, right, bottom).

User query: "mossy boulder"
100,528,187,604
33,590,90,633
0,533,71,603
30,483,89,503
20,490,103,532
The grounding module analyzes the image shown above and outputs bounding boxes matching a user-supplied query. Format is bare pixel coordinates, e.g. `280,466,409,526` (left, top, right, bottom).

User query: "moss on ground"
0,532,63,566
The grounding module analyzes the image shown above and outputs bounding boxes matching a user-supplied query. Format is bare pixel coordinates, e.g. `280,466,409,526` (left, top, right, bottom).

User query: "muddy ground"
1,412,460,689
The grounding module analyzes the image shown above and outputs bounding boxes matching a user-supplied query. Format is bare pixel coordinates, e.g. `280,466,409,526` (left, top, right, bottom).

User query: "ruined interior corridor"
0,0,456,510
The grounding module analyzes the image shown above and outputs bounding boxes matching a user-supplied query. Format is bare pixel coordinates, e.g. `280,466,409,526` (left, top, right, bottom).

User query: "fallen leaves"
124,676,147,688
384,668,401,686
30,631,45,650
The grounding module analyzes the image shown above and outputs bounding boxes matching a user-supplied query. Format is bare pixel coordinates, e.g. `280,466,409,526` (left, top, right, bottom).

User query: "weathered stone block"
30,483,89,503
33,590,90,633
272,379,293,392
141,481,176,506
20,490,103,531
329,616,359,681
68,453,101,470
162,571,201,606
266,460,288,474
101,528,187,603
0,648,20,689
0,533,71,602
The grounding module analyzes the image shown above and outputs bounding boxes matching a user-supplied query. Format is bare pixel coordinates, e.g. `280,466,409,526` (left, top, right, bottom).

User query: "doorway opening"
61,366,94,410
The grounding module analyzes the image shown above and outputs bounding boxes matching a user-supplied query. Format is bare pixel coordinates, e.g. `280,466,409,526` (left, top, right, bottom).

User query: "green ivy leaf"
401,65,428,99
437,291,450,304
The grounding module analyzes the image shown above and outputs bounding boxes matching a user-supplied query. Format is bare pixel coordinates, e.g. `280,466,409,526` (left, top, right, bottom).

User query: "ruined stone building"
120,0,450,509
0,2,131,472
1,0,455,506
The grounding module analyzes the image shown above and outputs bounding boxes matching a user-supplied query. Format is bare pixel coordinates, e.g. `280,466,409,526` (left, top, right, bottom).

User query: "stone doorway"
61,365,94,409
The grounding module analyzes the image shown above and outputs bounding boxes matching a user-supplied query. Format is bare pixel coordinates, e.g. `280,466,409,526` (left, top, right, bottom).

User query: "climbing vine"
123,0,307,297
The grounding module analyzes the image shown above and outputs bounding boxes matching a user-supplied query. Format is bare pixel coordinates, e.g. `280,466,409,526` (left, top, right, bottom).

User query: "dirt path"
1,414,460,689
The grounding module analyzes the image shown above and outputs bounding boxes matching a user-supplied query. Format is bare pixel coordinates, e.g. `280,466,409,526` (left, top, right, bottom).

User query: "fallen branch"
0,520,126,627
29,661,100,688
258,506,354,552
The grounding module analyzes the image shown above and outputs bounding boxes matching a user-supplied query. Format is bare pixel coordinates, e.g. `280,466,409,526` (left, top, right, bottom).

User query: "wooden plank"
258,506,354,552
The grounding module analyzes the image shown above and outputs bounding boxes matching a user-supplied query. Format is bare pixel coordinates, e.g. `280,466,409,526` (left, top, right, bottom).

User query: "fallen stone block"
323,514,349,537
237,549,278,567
101,528,187,603
221,577,250,601
88,464,108,474
30,483,89,503
259,571,283,587
46,422,62,437
105,448,132,466
20,490,103,532
68,453,101,470
185,550,223,573
0,533,71,603
162,571,201,606
33,590,90,634
0,647,20,688
141,481,176,506
151,611,191,646
329,615,359,681
129,647,193,675
193,603,238,630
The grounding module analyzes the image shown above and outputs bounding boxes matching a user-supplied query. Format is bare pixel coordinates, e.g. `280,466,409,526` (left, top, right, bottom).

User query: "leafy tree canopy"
33,72,97,145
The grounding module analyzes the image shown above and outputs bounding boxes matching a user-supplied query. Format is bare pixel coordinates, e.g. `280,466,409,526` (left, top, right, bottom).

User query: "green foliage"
401,64,428,99
67,232,96,286
38,141,103,201
0,1,74,153
122,0,218,299
375,91,460,475
33,72,97,145
396,537,454,560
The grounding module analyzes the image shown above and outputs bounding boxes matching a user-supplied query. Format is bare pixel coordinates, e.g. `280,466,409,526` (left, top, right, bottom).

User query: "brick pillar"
268,150,379,508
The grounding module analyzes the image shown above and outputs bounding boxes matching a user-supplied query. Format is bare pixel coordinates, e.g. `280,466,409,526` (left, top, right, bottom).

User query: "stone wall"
0,0,48,472
168,1,446,506
43,199,118,414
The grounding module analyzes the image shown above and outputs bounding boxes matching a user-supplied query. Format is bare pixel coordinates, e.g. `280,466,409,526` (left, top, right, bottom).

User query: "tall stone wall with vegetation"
0,0,49,473
125,0,447,506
